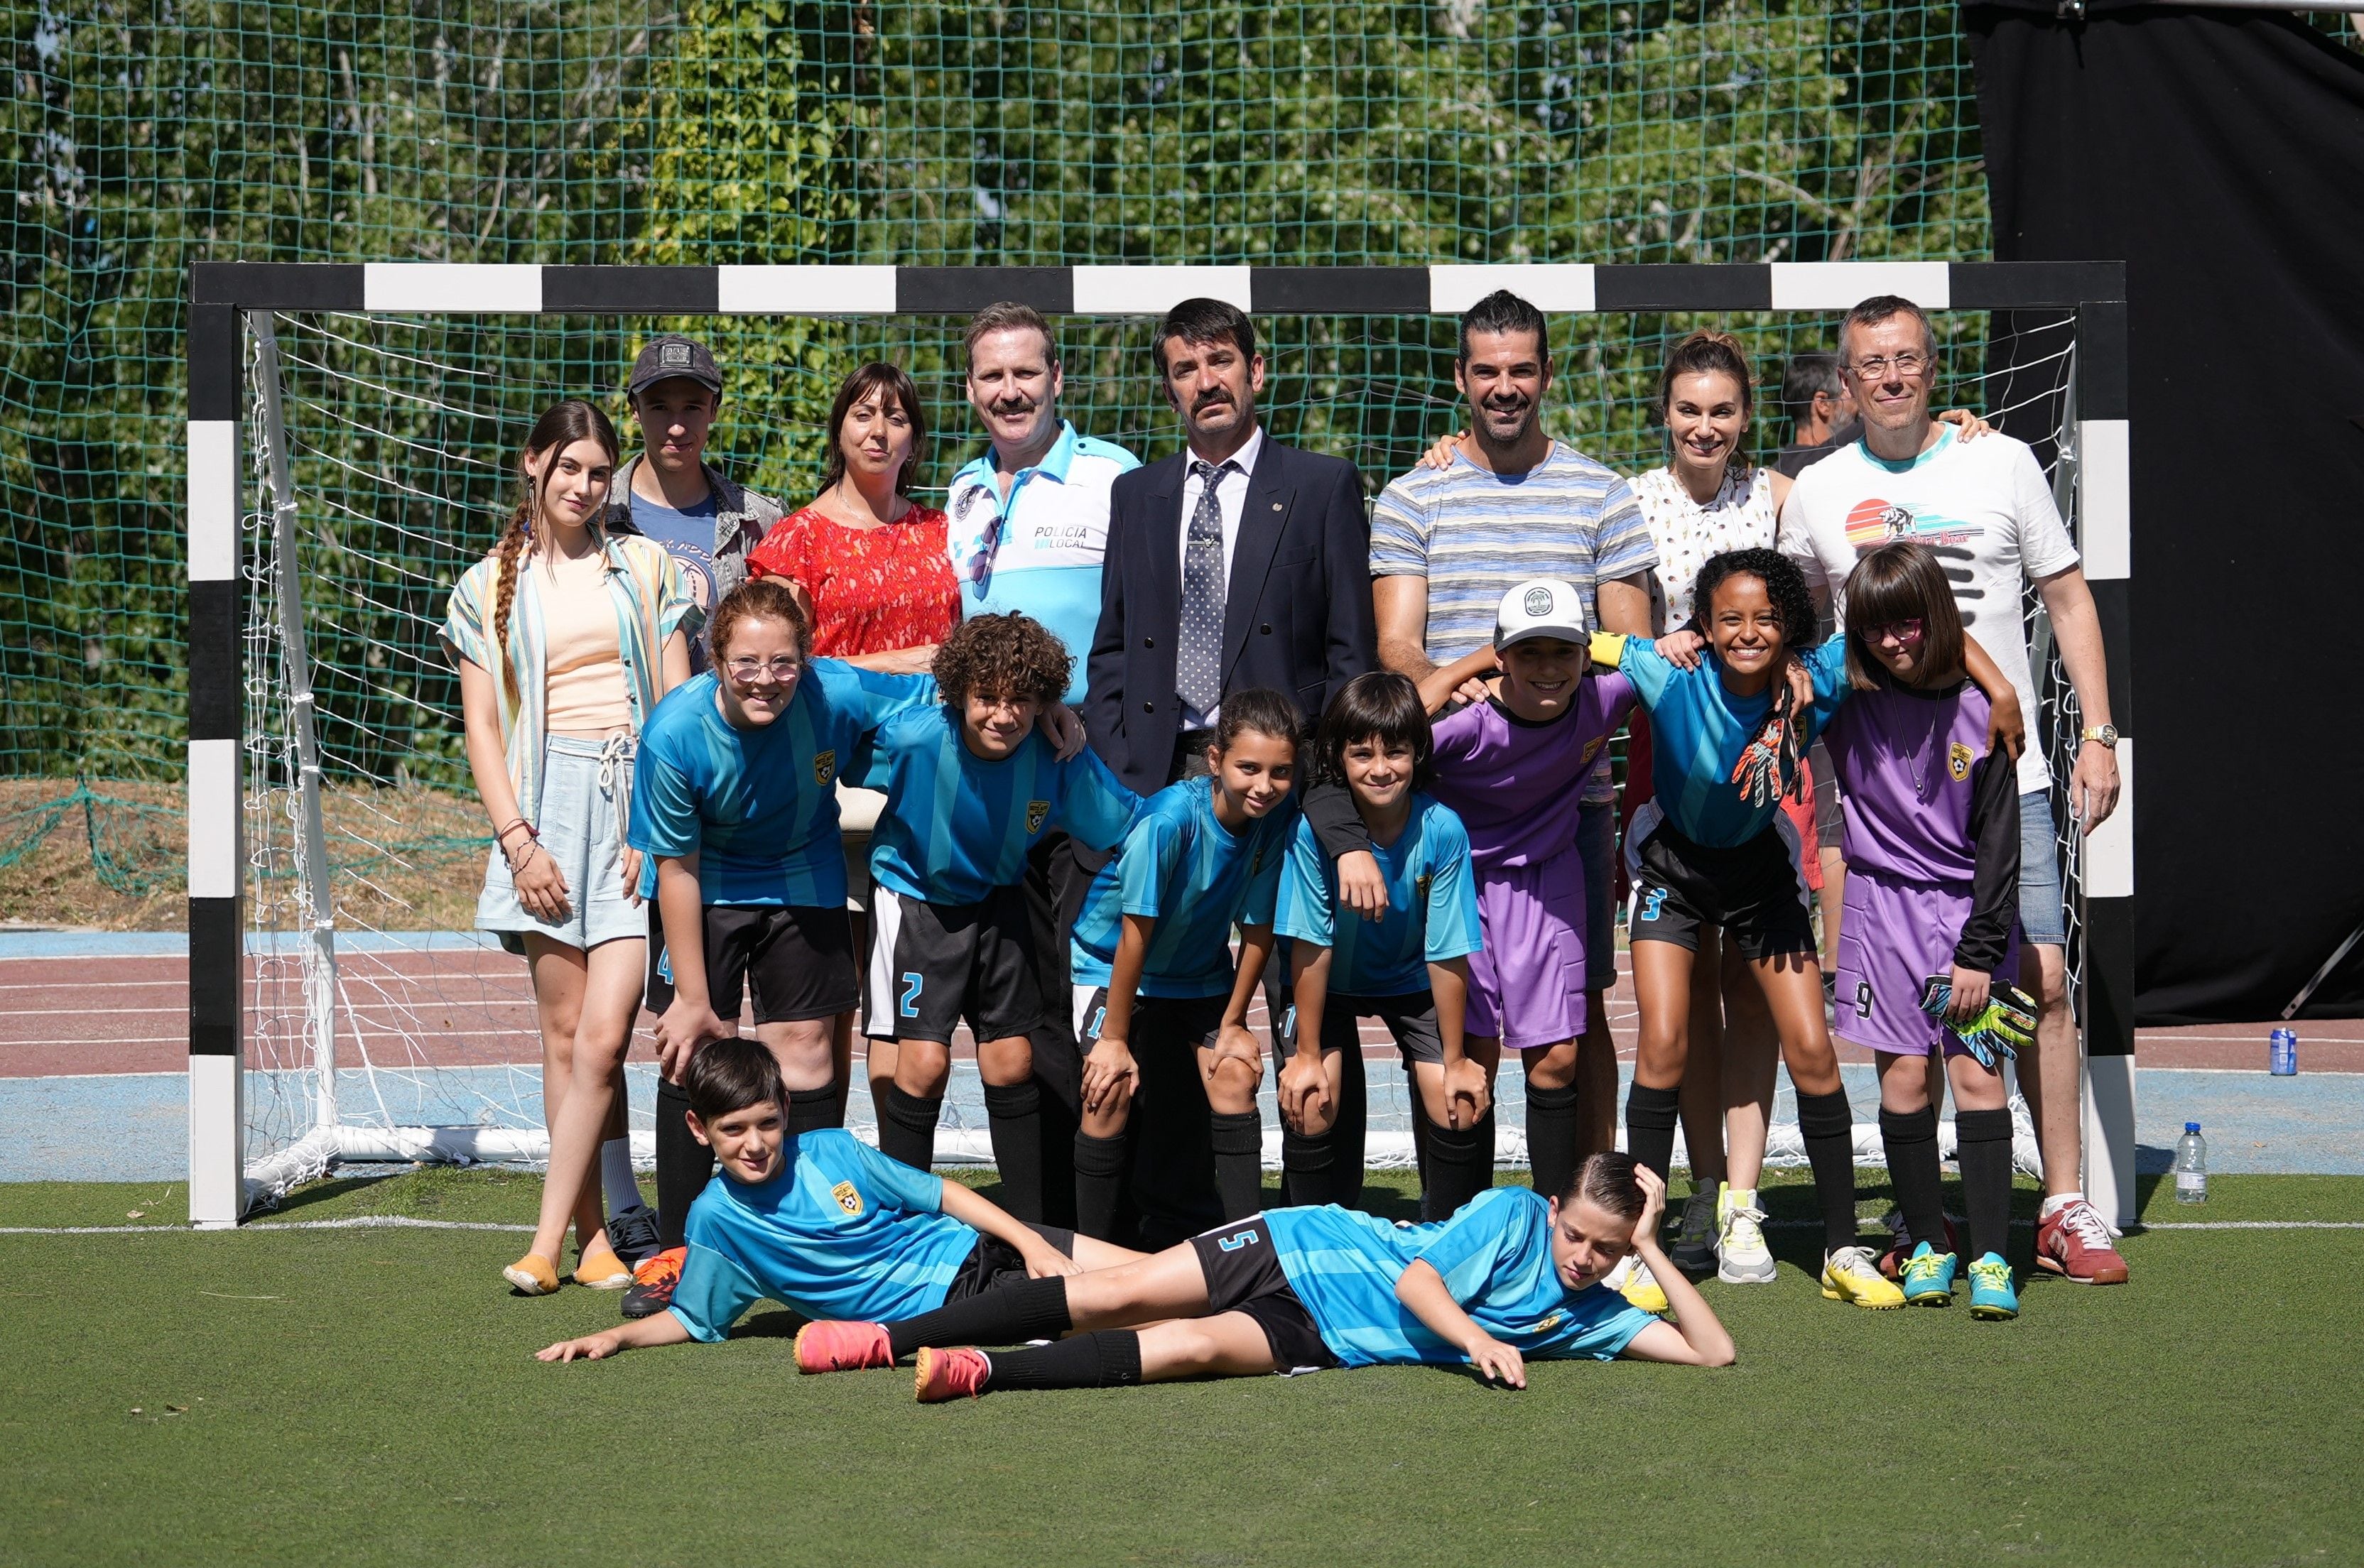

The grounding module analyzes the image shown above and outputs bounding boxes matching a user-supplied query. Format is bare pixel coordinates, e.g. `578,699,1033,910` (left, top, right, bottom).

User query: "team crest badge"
1580,737,1604,766
1026,799,1052,834
1948,741,1973,781
830,1180,863,1217
813,748,837,786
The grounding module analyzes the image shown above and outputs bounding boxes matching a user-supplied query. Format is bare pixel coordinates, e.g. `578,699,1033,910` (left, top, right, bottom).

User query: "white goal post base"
185,260,2135,1225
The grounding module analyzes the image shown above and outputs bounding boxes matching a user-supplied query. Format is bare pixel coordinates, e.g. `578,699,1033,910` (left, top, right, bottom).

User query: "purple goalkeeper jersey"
1431,673,1638,871
1820,676,2019,969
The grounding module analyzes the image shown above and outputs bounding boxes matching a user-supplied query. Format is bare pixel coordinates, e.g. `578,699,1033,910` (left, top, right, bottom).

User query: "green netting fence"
6,1,2358,909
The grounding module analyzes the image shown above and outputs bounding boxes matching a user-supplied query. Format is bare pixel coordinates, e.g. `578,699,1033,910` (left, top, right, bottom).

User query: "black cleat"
1667,1184,1720,1278
619,1246,684,1320
606,1203,663,1268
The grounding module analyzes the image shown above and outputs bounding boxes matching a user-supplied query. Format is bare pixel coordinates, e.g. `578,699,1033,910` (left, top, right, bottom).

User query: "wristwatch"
2079,724,2119,748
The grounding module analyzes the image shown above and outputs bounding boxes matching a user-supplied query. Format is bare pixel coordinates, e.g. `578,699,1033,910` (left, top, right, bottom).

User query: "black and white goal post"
182,259,2136,1228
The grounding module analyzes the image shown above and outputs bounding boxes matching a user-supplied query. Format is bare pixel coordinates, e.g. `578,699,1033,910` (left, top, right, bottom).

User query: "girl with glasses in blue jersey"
787,1150,1734,1395
1068,690,1303,1248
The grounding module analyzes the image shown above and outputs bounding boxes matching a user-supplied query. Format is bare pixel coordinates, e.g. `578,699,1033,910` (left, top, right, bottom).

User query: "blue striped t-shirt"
1369,444,1657,802
1262,1187,1656,1368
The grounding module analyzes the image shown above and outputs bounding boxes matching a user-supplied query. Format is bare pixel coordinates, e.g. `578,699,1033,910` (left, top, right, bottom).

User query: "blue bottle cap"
2186,1121,2201,1133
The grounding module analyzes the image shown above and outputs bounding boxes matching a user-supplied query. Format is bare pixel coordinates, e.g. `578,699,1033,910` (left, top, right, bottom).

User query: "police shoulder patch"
830,1180,863,1216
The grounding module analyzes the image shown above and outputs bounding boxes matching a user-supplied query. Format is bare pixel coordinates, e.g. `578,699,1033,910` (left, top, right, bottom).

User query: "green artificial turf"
5,1172,2360,1567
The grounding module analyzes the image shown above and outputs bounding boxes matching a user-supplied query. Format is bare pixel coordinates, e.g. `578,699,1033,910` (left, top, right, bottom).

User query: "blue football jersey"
1274,794,1482,997
1264,1188,1655,1368
861,707,1142,905
1069,778,1295,999
666,1128,980,1342
629,663,934,905
1600,633,1850,848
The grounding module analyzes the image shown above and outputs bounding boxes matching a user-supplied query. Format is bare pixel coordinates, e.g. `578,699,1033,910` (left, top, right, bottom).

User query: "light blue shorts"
2017,788,2068,949
477,734,646,955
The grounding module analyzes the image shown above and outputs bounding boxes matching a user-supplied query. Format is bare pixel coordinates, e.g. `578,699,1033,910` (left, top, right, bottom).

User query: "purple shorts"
1833,869,2021,1059
1465,850,1589,1050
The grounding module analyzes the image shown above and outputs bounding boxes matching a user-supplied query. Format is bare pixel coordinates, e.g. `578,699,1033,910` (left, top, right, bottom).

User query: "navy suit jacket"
1083,435,1377,795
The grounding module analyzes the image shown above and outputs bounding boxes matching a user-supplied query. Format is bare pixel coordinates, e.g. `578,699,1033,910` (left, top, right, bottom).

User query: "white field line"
7,1217,2363,1237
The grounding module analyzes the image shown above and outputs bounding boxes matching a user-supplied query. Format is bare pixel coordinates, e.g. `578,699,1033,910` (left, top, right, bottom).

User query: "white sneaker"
1604,1253,1669,1314
1716,1183,1777,1284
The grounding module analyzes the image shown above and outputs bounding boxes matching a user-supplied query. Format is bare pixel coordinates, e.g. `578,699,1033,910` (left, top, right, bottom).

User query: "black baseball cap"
628,334,723,398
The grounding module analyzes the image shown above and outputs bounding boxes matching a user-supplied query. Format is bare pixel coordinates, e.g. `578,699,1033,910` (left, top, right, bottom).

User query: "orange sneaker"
621,1245,685,1319
796,1320,894,1375
502,1253,560,1296
914,1346,990,1403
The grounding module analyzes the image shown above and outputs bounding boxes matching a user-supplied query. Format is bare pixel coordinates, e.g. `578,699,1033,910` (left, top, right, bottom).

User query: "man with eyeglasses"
1777,293,2128,1288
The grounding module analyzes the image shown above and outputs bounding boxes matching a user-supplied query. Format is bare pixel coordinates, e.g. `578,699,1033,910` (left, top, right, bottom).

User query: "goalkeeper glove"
1918,974,2038,1070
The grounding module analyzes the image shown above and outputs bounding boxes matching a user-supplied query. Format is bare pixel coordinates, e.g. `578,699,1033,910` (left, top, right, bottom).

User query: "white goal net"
232,298,2084,1205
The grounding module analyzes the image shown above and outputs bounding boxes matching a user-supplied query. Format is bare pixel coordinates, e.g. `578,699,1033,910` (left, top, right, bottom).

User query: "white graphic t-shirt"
1777,426,2078,794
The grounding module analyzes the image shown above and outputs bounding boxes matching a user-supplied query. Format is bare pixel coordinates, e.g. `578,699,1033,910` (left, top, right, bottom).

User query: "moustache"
990,397,1039,417
1192,393,1235,413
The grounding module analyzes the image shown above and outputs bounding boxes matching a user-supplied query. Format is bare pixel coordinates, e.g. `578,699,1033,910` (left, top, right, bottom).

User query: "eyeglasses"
1867,618,1925,646
1846,352,1931,381
726,655,805,684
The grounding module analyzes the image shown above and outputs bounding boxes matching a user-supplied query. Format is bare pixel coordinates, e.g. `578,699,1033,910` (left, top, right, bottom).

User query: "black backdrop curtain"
1968,4,2364,1024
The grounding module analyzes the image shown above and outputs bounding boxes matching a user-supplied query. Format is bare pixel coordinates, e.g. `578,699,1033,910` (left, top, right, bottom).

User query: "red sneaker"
794,1320,893,1375
2036,1199,2130,1285
914,1346,991,1403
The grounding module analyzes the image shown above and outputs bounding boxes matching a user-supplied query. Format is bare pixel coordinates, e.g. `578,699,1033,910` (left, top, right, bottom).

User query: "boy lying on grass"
793,1150,1735,1401
536,1038,1140,1363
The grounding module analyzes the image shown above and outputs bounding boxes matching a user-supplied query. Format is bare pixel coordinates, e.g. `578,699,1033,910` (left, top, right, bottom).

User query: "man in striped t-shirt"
1363,288,1657,1160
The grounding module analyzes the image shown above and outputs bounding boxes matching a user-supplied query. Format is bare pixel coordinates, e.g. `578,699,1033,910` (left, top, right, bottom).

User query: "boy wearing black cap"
609,333,783,670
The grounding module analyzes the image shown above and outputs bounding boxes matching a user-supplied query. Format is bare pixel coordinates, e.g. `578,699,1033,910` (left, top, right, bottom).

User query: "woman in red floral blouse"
747,362,956,673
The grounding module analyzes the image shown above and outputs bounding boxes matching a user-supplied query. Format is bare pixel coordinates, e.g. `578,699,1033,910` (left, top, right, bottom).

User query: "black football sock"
1953,1108,2017,1264
1281,1125,1337,1207
1625,1082,1682,1182
982,1079,1046,1222
876,1082,943,1172
1424,1110,1493,1221
980,1329,1144,1392
1210,1110,1266,1221
1524,1079,1580,1204
1407,1074,1436,1199
1073,1130,1129,1241
1880,1104,1947,1252
1796,1087,1862,1255
1332,1044,1369,1211
787,1084,841,1136
654,1077,712,1251
888,1275,1073,1359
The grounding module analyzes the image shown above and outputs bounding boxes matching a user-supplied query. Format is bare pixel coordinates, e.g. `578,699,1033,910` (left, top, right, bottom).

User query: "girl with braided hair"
1594,547,2020,1310
443,398,698,1296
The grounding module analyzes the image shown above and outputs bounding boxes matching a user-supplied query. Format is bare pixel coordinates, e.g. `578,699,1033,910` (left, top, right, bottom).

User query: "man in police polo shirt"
945,301,1141,1226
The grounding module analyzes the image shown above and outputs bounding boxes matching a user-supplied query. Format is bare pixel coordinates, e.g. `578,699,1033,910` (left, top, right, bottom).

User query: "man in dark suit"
1084,298,1377,793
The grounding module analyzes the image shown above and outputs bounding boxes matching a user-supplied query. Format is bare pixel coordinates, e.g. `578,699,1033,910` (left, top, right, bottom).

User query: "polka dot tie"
1178,458,1234,717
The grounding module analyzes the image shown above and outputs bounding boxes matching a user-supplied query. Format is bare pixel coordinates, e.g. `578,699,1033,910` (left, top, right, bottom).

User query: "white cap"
1493,579,1590,650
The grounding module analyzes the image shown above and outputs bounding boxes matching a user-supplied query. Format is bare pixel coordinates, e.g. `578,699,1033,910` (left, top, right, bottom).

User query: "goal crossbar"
183,260,2135,1227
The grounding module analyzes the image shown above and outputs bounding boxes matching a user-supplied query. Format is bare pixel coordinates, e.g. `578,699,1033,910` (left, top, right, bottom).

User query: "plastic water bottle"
2175,1122,2208,1204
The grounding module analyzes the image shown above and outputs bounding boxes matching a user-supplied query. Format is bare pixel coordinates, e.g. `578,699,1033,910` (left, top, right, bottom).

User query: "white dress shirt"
1175,424,1265,729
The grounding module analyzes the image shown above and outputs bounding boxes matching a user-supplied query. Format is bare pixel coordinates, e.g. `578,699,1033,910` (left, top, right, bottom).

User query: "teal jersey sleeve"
840,1131,945,1216
666,1241,766,1343
1053,747,1144,854
1411,1186,1525,1306
1419,807,1484,964
815,660,938,734
1274,817,1335,949
1593,632,1676,711
1117,808,1189,920
1804,638,1852,736
627,716,702,861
